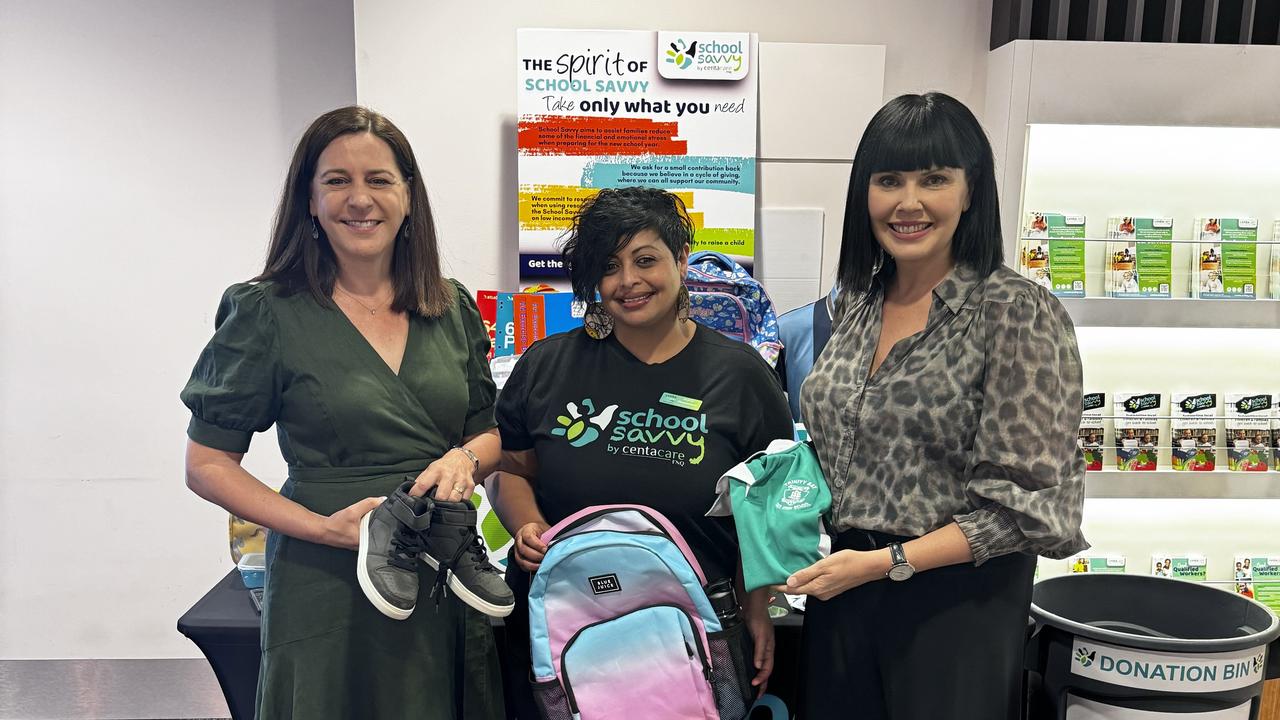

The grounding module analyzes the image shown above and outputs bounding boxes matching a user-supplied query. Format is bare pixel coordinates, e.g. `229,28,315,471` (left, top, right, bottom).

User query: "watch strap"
888,541,907,566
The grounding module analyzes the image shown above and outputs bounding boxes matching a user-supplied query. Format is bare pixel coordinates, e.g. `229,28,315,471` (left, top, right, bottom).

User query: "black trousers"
500,555,540,720
799,529,1036,720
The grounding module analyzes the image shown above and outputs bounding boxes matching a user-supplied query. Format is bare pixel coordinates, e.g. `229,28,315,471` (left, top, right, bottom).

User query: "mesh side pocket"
706,623,755,720
531,677,573,720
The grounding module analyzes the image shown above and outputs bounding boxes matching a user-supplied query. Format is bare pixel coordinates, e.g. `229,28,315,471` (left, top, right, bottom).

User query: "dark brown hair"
256,106,452,316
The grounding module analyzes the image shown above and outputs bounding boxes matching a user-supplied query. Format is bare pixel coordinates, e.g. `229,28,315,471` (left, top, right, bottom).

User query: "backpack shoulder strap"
688,251,738,273
812,295,833,357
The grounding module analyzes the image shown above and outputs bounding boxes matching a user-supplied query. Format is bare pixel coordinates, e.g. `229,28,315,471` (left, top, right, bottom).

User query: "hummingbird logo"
551,398,618,448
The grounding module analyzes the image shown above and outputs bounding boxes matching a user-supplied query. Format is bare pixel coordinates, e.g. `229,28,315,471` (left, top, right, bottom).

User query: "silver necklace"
334,283,392,316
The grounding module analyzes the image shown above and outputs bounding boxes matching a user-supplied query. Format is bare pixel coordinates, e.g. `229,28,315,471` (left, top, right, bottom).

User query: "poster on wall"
517,28,759,287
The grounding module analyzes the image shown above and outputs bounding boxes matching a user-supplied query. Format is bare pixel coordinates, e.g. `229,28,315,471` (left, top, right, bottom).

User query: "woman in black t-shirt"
491,187,792,718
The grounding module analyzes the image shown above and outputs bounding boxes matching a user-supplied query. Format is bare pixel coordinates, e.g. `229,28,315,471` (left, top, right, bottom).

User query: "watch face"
888,564,915,581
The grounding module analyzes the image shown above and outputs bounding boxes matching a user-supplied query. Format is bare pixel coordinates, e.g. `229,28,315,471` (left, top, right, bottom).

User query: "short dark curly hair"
559,187,694,304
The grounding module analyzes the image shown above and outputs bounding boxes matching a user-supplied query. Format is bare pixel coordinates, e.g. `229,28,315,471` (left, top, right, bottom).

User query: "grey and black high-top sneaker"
357,480,433,620
420,497,515,618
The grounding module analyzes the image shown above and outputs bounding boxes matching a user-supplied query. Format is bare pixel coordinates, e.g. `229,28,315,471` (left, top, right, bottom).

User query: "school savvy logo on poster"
657,32,750,79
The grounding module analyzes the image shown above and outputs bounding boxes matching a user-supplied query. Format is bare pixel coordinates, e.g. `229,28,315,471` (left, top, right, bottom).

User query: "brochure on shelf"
1234,555,1280,616
1021,211,1085,297
1272,395,1280,472
1272,221,1280,301
1106,217,1172,298
1069,555,1126,574
1114,392,1160,471
1150,554,1206,581
1224,393,1273,472
1194,218,1257,300
1170,393,1217,472
1078,392,1106,471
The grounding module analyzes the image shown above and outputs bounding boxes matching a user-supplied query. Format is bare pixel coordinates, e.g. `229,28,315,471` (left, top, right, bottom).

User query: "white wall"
0,0,355,658
352,0,994,295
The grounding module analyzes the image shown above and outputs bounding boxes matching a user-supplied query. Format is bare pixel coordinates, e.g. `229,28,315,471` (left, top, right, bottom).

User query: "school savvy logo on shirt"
549,392,710,467
550,398,618,448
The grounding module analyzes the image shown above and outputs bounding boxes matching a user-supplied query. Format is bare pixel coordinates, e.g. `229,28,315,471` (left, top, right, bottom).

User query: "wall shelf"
1085,471,1280,499
1061,297,1280,328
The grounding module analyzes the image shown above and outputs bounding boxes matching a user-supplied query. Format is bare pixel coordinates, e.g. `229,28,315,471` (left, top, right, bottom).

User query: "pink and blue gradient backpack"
528,504,755,720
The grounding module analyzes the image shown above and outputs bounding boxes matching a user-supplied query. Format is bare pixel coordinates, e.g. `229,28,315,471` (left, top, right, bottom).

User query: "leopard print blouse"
799,263,1089,564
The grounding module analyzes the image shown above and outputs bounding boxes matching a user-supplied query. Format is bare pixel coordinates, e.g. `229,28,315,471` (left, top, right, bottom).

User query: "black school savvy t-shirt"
496,323,793,581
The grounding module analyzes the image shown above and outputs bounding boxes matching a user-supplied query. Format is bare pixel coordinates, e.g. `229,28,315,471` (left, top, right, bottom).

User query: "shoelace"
430,532,499,606
388,524,429,572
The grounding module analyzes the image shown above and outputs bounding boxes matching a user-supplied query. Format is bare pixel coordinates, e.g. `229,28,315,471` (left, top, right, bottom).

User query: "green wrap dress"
181,279,504,720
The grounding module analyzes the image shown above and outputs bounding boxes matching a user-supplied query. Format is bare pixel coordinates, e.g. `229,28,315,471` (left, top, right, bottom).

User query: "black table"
177,570,805,720
177,570,263,720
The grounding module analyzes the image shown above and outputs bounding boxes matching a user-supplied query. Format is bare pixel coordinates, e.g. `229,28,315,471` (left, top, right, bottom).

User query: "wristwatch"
886,542,916,581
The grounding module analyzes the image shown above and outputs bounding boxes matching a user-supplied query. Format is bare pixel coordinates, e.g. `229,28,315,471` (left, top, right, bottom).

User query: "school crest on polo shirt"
776,478,820,511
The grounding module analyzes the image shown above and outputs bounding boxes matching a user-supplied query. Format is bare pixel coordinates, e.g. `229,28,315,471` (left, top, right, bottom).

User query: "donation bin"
1026,574,1279,719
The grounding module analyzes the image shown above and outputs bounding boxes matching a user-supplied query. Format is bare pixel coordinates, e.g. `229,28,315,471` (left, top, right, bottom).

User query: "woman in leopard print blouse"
785,93,1087,719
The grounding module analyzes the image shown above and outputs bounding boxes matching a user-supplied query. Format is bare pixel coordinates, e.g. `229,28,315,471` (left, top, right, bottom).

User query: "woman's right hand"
318,496,385,551
513,521,551,572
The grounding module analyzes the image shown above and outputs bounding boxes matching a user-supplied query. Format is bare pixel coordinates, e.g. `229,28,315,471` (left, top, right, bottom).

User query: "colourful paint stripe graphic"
583,156,755,194
519,185,698,231
692,227,754,255
518,115,687,156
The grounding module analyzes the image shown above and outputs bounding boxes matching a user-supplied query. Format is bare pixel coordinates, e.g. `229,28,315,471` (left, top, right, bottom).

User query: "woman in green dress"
181,106,504,719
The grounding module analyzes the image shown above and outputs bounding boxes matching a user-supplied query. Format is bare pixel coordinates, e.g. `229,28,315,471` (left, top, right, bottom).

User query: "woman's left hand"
409,449,476,501
782,549,887,601
743,587,775,696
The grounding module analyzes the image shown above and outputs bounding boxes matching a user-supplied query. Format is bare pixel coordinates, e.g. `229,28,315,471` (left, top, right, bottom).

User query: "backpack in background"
528,505,756,720
685,251,782,368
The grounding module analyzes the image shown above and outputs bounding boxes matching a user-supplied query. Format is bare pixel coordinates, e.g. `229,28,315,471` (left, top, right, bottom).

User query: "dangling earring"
583,301,614,340
676,284,691,322
310,216,320,240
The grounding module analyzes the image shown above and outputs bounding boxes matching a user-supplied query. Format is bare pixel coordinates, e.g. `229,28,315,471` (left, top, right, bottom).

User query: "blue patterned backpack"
685,251,782,368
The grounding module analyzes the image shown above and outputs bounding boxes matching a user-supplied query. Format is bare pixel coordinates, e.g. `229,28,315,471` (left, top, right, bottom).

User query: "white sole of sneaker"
420,553,515,618
356,510,413,621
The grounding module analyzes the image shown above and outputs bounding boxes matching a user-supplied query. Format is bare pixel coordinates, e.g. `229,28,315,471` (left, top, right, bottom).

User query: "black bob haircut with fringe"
836,92,1003,294
559,187,694,304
